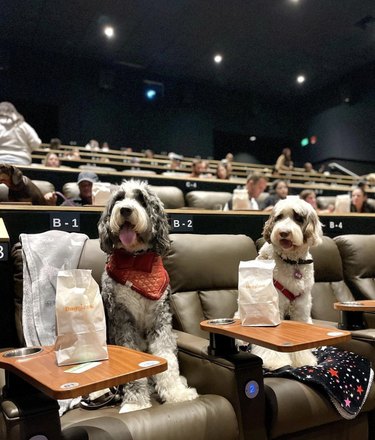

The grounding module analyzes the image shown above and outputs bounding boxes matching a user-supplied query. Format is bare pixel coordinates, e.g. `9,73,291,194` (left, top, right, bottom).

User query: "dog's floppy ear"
304,209,323,247
10,166,24,186
98,189,123,254
144,187,171,256
262,212,275,243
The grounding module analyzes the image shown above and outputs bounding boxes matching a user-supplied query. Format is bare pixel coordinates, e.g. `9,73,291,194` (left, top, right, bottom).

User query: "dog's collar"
106,250,169,300
273,279,301,301
277,254,313,265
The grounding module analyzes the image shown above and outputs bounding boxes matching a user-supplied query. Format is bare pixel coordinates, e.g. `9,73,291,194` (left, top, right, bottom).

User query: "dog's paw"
119,401,152,414
162,386,199,403
291,349,318,368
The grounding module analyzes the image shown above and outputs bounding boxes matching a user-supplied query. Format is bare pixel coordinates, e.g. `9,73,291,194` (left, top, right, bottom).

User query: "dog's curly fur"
251,198,323,370
98,180,198,412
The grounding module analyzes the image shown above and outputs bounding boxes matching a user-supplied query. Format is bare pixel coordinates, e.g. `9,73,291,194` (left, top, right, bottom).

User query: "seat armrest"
175,330,267,440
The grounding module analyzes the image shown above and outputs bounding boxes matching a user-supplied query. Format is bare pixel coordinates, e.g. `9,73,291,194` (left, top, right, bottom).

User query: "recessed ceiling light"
214,54,223,64
104,26,115,38
296,75,306,84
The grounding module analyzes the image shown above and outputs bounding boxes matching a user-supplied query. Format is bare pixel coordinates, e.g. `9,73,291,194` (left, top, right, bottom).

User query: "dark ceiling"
2,0,375,100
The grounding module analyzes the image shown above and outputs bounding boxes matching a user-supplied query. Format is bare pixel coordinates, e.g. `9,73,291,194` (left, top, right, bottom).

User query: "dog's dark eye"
275,214,283,222
293,212,304,223
134,190,147,207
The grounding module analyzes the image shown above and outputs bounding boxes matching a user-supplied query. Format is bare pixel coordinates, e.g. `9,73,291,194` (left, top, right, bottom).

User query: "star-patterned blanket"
264,346,374,419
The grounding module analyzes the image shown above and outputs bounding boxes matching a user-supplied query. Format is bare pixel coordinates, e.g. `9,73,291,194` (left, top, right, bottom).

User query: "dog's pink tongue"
119,223,136,246
280,239,293,249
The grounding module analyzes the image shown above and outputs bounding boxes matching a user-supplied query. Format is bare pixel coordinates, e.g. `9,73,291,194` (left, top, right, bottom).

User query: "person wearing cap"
44,171,99,206
61,171,99,206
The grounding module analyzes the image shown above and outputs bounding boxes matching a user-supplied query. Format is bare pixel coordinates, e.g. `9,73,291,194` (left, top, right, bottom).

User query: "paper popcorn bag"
54,269,108,366
238,259,280,326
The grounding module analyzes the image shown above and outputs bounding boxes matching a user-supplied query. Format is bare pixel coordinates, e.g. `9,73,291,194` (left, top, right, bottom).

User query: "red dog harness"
106,250,169,300
273,279,301,302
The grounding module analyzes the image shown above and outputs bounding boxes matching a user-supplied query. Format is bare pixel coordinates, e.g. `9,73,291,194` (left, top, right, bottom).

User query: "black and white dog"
98,180,198,412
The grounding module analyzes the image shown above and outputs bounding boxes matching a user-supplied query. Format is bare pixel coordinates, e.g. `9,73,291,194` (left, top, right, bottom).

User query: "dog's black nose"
279,231,289,238
120,207,132,216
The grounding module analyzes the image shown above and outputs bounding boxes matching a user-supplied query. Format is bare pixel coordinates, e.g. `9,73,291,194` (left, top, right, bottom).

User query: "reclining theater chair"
164,233,375,440
1,239,239,440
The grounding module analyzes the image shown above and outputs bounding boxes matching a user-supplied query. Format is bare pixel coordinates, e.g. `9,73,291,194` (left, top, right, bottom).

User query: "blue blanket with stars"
264,346,374,419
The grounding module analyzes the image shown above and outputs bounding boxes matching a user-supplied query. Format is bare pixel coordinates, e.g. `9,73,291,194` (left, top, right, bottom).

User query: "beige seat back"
185,191,232,209
149,185,185,208
310,236,355,322
163,233,257,337
334,234,375,300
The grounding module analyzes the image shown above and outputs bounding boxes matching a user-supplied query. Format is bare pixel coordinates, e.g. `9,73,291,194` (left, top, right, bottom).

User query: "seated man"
225,172,268,210
45,171,99,206
62,171,99,206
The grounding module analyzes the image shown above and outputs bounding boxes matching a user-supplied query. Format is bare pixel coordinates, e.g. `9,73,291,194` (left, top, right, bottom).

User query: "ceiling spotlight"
249,136,257,141
214,54,223,64
296,75,306,84
104,26,115,38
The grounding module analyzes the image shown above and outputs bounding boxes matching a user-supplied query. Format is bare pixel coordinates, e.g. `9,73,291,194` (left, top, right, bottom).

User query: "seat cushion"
264,376,375,439
61,395,239,440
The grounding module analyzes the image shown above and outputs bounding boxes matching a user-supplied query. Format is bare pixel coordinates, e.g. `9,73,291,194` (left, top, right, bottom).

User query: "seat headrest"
164,234,257,293
310,235,344,282
185,191,232,209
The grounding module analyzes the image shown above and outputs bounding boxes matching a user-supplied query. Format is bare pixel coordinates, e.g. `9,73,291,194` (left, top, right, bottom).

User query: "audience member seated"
101,141,110,151
144,148,155,158
45,171,99,206
0,101,41,165
166,152,183,170
43,152,61,168
64,171,99,206
64,146,81,160
200,159,213,178
224,171,268,210
299,189,334,213
84,139,100,150
190,159,205,178
350,186,375,213
49,137,62,150
262,178,289,210
221,153,234,177
215,161,230,180
275,147,293,172
303,161,317,173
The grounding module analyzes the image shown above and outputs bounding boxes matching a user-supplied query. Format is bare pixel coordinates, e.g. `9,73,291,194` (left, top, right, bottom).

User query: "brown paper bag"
54,269,108,366
238,259,280,326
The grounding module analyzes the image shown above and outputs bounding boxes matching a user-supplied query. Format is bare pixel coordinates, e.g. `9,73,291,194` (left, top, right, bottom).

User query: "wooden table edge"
200,319,351,353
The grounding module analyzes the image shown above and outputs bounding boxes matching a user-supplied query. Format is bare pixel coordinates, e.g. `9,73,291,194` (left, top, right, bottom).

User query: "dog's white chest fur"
257,242,315,322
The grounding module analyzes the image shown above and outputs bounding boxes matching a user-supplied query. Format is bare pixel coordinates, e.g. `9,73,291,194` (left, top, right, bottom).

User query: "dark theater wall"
2,46,375,173
1,47,291,161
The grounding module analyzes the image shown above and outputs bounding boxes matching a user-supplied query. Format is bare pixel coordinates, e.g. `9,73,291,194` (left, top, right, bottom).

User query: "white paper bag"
238,259,280,326
54,269,108,366
92,182,112,206
334,194,350,213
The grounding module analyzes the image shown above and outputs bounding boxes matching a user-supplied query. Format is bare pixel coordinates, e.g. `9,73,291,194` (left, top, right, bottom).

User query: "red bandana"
106,250,169,300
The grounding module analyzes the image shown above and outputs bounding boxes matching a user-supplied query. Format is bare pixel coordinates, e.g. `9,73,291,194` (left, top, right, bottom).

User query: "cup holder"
207,318,236,325
3,347,43,358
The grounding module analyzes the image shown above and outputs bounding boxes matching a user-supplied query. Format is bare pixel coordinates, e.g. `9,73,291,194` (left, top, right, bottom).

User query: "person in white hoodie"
0,102,41,165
